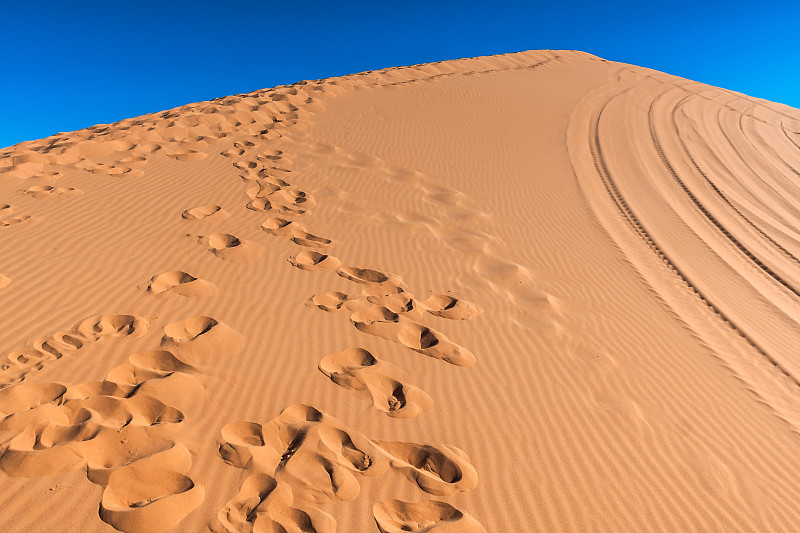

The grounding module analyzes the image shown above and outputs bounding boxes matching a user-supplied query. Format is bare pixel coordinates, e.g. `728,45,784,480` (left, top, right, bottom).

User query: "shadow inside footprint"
147,271,217,298
289,251,341,272
318,348,431,419
161,316,245,362
206,233,263,263
421,294,482,320
100,465,204,533
181,205,229,220
373,499,486,533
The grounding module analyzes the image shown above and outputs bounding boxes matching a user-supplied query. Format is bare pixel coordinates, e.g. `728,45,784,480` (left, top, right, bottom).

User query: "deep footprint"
147,271,217,298
181,204,229,220
289,251,341,272
350,306,476,366
216,473,336,533
374,499,487,533
218,404,389,505
318,348,431,418
205,233,264,263
421,294,482,320
373,441,479,496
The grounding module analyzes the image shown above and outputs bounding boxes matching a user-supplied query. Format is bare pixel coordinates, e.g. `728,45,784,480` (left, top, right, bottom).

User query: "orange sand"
2,50,800,532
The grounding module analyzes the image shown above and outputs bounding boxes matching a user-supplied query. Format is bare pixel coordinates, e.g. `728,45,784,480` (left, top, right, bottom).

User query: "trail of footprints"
0,314,149,387
217,405,480,532
209,128,487,532
0,313,245,533
0,63,517,531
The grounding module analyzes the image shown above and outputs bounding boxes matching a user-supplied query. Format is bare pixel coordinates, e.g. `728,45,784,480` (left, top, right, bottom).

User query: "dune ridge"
2,48,800,531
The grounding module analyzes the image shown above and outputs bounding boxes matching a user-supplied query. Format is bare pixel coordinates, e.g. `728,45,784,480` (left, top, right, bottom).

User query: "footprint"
337,266,408,295
85,439,192,487
1,215,31,228
99,464,204,533
1,314,148,387
350,306,476,366
289,251,341,272
0,382,67,417
81,162,140,177
0,205,29,228
267,503,336,533
128,350,194,374
166,150,207,161
318,348,431,418
22,185,80,199
218,405,480,531
161,316,245,362
245,179,314,215
373,441,478,496
0,375,190,481
270,188,315,215
75,314,149,342
246,197,271,211
64,393,184,428
373,500,486,533
420,294,482,320
261,217,333,249
0,275,9,290
217,473,336,533
218,404,389,504
0,336,201,533
147,271,217,298
217,473,291,531
395,322,476,367
245,179,283,193
103,350,195,396
261,217,301,236
258,149,285,161
234,159,261,173
206,233,264,263
367,292,424,320
181,205,229,220
305,291,361,313
0,425,86,477
118,155,147,167
337,266,392,284
290,231,332,249
220,148,246,158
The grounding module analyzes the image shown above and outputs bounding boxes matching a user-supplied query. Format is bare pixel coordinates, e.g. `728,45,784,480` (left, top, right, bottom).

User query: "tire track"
671,95,800,266
743,116,800,186
586,84,800,390
648,93,800,284
646,88,800,299
782,126,800,154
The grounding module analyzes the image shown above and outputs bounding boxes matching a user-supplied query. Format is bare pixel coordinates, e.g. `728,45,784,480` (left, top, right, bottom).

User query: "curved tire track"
585,84,800,389
646,89,800,297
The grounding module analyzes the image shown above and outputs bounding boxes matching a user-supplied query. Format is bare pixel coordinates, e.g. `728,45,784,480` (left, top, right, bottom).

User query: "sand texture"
2,49,800,531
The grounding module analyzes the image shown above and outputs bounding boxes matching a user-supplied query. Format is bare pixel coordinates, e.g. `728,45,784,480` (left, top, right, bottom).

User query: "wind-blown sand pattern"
2,49,800,531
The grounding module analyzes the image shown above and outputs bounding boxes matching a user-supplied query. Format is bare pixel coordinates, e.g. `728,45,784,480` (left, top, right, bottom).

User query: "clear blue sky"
2,1,798,149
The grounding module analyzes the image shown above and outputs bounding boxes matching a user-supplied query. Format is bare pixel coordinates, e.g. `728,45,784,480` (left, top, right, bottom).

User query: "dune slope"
2,49,800,532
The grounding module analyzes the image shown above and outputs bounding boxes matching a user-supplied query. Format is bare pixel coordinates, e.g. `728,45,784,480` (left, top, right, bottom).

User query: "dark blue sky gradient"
2,1,798,149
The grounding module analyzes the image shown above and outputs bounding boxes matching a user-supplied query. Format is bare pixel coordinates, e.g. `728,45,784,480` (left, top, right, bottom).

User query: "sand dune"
2,49,800,531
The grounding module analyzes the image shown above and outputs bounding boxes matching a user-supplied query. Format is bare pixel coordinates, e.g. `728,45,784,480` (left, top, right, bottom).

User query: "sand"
2,49,800,532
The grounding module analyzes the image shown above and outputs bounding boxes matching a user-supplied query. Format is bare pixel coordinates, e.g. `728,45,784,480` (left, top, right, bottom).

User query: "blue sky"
2,1,798,149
